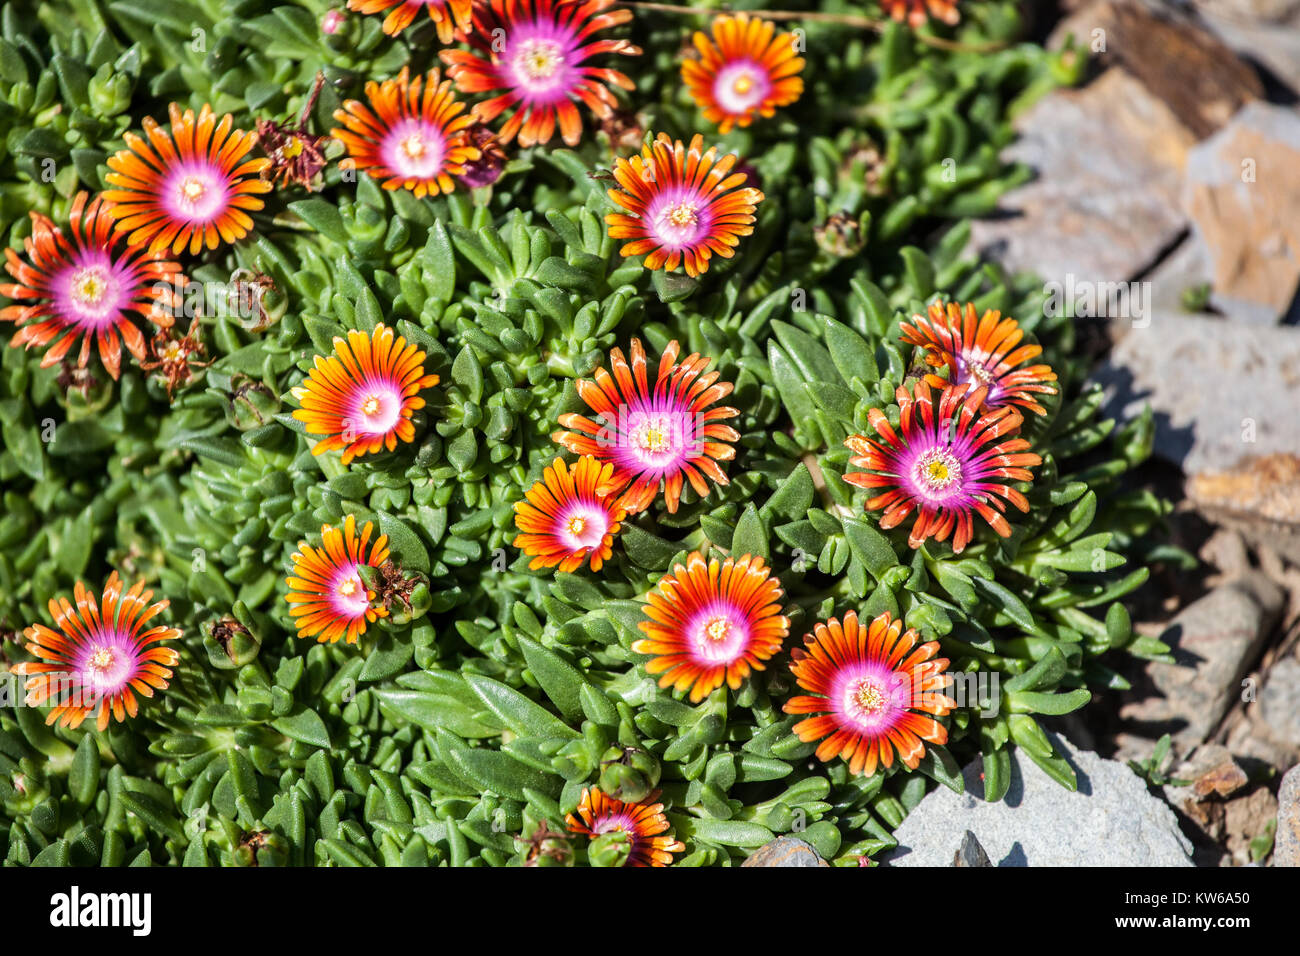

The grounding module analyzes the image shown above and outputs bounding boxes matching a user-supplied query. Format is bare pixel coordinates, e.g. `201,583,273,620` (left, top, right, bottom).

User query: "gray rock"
885,735,1195,866
741,836,828,867
969,68,1192,285
1123,572,1284,747
1199,527,1252,578
953,830,992,866
1093,312,1300,474
1188,455,1300,566
1184,102,1300,324
1276,764,1300,866
1192,0,1300,95
1050,1,1263,139
1258,655,1300,751
1141,233,1215,318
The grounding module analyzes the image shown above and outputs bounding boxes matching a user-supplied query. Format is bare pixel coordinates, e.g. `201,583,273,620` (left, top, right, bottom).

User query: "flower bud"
321,9,346,34
224,376,281,431
598,746,661,804
587,828,632,867
203,617,261,669
233,829,288,867
388,580,431,626
814,212,867,258
89,65,132,117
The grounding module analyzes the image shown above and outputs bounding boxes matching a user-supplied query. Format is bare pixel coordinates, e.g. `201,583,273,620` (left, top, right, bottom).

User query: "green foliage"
0,0,1167,867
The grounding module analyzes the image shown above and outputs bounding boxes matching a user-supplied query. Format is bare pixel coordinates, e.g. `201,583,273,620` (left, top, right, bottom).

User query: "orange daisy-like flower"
331,67,480,199
285,515,391,644
292,324,440,466
784,610,955,776
881,0,961,28
606,133,764,278
10,573,180,732
0,192,183,379
103,103,272,256
440,0,640,148
346,0,474,41
843,380,1041,554
633,551,789,703
553,338,740,515
682,13,805,133
565,787,684,867
901,301,1058,416
513,456,627,573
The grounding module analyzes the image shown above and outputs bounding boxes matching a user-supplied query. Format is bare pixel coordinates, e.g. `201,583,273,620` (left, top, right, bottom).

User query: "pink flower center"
687,603,749,664
53,252,129,329
832,663,906,734
593,814,635,836
346,381,404,437
954,351,1005,405
72,630,137,694
328,563,370,620
69,265,120,319
911,447,963,500
503,20,580,104
850,676,887,718
646,187,713,250
713,60,771,115
163,161,230,224
513,38,565,84
557,502,610,551
382,120,447,180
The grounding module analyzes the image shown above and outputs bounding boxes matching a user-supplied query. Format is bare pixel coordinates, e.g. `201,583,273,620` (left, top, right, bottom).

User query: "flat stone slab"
884,735,1194,866
1093,311,1300,474
1122,573,1283,747
970,67,1193,284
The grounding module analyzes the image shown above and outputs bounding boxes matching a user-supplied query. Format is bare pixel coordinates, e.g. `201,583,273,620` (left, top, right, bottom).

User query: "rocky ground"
754,0,1300,867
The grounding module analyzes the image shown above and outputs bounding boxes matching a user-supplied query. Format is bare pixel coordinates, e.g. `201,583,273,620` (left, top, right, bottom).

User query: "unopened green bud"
588,829,632,867
598,746,661,804
233,830,287,867
388,580,431,626
202,617,261,669
814,212,867,258
88,65,131,116
224,376,280,430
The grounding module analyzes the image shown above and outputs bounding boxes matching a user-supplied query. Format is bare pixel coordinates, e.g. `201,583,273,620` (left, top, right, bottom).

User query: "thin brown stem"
619,2,1010,54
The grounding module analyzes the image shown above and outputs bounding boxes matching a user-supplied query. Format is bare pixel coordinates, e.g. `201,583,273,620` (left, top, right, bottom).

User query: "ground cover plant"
0,0,1174,867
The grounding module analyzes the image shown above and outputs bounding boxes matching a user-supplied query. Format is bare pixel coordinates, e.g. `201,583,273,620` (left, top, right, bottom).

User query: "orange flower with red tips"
285,515,391,644
10,572,180,732
901,301,1058,416
843,380,1041,554
103,103,272,256
565,787,684,867
292,324,440,465
0,192,183,379
332,67,480,199
346,0,474,41
784,610,955,776
440,0,640,148
633,551,789,703
553,338,740,515
606,133,764,278
513,456,626,573
682,13,805,133
881,0,961,27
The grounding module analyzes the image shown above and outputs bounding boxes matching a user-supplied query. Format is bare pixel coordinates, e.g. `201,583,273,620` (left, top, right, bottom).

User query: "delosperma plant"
0,0,1175,867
